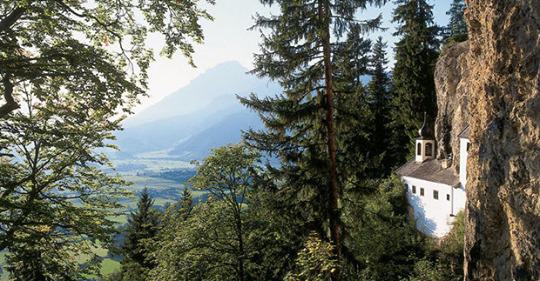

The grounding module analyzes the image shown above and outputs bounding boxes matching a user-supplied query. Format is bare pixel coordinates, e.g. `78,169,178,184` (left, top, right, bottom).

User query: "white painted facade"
398,128,469,238
459,137,470,188
403,176,462,237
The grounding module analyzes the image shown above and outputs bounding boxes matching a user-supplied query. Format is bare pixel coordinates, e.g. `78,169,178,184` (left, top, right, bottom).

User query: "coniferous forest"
1,0,539,281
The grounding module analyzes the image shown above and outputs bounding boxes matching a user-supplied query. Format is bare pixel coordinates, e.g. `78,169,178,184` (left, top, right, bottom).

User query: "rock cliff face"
434,1,540,280
434,41,469,172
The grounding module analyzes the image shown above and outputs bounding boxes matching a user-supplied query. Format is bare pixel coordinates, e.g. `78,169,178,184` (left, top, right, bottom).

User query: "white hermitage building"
397,118,470,237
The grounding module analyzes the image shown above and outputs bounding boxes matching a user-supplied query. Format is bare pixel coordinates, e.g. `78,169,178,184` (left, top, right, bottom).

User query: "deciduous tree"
0,0,213,120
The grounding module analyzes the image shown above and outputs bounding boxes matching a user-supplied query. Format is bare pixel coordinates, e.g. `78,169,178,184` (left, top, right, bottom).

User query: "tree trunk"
318,0,341,275
0,74,19,119
0,7,25,33
234,209,245,281
462,1,540,280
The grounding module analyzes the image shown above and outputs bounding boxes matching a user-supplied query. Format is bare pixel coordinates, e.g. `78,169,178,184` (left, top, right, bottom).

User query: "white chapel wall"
402,176,462,237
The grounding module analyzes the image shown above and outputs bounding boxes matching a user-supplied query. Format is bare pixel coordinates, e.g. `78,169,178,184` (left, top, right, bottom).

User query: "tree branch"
0,7,25,33
0,74,19,119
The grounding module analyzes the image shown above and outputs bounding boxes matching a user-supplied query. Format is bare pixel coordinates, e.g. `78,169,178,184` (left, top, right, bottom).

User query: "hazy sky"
138,0,452,113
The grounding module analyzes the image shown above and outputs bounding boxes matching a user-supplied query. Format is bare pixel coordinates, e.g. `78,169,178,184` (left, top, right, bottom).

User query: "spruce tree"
333,26,375,181
366,37,393,175
241,0,386,273
123,188,160,270
446,0,468,43
391,0,439,160
179,188,194,220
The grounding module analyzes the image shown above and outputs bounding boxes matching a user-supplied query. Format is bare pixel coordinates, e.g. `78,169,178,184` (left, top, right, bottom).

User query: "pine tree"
241,0,385,274
366,37,393,175
446,0,468,43
391,0,440,160
123,188,160,270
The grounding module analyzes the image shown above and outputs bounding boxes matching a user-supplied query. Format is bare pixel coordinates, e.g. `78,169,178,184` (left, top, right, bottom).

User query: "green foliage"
150,145,260,281
436,211,465,280
6,239,83,281
391,0,440,159
440,211,465,257
0,84,127,278
341,176,423,280
445,0,468,44
0,1,213,278
151,200,242,281
366,37,394,175
285,233,339,281
405,211,464,281
0,0,213,116
241,1,388,264
406,259,449,281
243,186,307,280
122,188,160,270
107,261,148,281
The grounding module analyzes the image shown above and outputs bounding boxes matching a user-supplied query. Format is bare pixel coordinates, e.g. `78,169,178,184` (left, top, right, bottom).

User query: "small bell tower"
415,113,435,162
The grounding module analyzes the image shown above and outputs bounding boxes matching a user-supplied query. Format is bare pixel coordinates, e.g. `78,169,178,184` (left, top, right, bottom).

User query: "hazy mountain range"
113,61,279,161
113,61,371,161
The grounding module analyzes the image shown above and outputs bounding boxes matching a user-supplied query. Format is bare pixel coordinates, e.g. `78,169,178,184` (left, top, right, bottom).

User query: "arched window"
417,143,422,156
425,143,433,157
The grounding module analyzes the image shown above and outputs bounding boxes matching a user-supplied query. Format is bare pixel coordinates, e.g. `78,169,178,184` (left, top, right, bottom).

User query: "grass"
100,258,121,276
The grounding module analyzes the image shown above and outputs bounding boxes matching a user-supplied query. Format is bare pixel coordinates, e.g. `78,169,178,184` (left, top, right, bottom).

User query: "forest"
1,0,538,280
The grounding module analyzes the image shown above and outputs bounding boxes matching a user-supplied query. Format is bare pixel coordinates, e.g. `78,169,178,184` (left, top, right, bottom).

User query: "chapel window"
425,143,433,157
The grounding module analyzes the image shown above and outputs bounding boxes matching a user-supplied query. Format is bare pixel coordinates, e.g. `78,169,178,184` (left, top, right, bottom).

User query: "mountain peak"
187,61,250,88
206,61,247,72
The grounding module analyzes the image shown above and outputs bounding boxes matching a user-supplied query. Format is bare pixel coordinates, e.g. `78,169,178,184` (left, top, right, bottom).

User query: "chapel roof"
396,159,460,187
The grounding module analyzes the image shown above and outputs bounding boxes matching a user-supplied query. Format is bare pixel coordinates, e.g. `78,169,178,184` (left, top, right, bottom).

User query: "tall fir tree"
241,0,385,274
123,188,160,271
391,0,440,160
366,37,394,175
333,24,373,181
445,0,468,43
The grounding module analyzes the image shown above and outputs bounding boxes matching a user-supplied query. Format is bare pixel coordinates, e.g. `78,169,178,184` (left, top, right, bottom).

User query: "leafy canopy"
0,0,214,119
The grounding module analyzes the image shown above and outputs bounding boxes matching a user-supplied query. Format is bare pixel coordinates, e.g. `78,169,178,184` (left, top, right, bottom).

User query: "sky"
137,0,453,113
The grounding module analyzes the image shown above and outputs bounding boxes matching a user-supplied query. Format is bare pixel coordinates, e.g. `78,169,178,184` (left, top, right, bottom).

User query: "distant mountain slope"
125,61,273,127
114,96,237,157
168,110,262,160
113,61,279,159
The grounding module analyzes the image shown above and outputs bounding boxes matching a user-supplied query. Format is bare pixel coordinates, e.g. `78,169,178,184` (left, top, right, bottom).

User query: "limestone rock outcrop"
434,41,470,172
434,1,540,280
